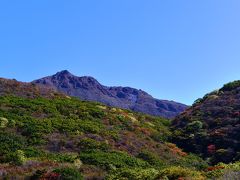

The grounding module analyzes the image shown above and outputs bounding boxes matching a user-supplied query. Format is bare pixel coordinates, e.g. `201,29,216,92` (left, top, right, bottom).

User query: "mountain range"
32,70,187,118
2,72,240,178
0,74,206,179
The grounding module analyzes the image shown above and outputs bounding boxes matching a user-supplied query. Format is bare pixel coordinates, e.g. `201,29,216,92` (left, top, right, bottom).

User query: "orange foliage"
207,166,225,172
166,143,187,157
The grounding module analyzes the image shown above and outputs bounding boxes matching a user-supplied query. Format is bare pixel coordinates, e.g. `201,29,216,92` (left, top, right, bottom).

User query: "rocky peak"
57,70,71,75
53,70,73,80
32,70,188,118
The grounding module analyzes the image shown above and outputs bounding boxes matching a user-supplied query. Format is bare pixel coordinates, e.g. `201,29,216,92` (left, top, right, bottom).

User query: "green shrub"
73,159,83,169
177,154,208,170
102,130,120,141
78,120,102,134
20,118,52,145
137,151,165,168
159,166,204,180
79,151,149,170
0,117,8,128
78,138,109,152
0,132,26,163
46,152,78,163
205,162,240,178
53,167,83,180
186,121,203,132
151,132,168,142
116,115,134,130
24,147,44,158
220,80,240,91
88,107,105,118
106,168,160,180
194,98,203,105
13,150,26,165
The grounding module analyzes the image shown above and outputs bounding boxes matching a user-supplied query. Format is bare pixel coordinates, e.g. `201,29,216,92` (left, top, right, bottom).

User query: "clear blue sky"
0,0,240,105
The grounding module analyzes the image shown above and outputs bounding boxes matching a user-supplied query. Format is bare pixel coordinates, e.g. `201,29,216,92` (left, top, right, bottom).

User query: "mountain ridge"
32,70,187,118
0,77,65,99
1,73,240,179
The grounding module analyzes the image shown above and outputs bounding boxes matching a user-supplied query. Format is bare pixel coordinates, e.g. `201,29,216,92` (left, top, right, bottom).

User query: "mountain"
172,80,240,164
32,70,187,118
1,76,240,179
0,78,64,99
0,78,207,179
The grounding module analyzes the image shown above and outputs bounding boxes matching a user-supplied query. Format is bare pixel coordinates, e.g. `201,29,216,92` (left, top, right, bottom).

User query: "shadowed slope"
33,70,187,118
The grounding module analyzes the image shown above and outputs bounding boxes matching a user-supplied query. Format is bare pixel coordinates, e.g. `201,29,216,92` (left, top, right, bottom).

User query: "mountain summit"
33,70,187,118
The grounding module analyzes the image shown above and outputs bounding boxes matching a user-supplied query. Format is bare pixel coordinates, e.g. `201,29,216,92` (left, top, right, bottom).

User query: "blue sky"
0,0,240,105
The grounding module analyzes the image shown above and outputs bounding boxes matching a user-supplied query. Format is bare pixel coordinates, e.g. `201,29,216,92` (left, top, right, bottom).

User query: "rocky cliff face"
32,70,187,118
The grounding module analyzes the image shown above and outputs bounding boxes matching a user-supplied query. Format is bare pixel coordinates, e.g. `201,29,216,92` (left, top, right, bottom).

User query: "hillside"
32,70,187,118
0,78,64,99
2,78,240,179
0,78,210,179
172,80,240,165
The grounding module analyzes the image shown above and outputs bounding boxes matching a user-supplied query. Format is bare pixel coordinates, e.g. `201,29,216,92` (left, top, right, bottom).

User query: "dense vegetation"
172,80,240,166
2,78,240,179
0,95,209,179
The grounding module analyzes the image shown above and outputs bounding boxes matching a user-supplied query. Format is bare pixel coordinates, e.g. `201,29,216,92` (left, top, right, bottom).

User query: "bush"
46,152,78,163
186,121,203,132
78,120,102,134
79,151,149,170
137,151,165,168
0,132,26,163
20,118,52,145
53,167,83,180
78,138,109,152
159,166,205,180
151,132,168,142
0,117,8,128
73,159,83,169
177,154,208,170
220,80,240,91
12,150,26,165
205,161,240,179
106,168,160,180
24,147,44,158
